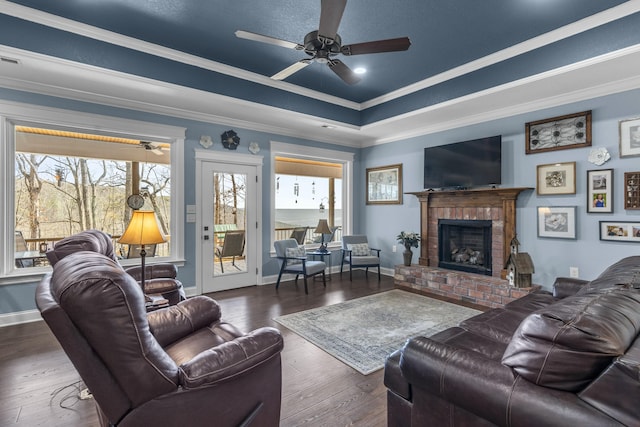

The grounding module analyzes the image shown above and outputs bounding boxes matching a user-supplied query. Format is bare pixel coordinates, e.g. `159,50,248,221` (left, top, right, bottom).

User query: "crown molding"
360,44,640,145
361,1,640,110
0,1,361,111
5,0,639,115
1,42,640,149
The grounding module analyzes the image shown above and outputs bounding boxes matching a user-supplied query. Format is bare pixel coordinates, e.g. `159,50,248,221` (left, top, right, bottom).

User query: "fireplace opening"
438,219,492,276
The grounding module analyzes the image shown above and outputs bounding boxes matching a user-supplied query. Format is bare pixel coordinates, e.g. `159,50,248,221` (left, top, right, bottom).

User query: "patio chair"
274,239,326,294
215,230,246,273
340,235,381,281
289,227,308,245
15,230,33,268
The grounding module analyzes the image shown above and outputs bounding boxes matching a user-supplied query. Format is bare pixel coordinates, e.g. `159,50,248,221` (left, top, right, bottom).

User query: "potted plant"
397,231,420,266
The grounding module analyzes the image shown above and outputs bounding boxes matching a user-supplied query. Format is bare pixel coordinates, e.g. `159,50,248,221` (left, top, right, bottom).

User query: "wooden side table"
307,250,332,281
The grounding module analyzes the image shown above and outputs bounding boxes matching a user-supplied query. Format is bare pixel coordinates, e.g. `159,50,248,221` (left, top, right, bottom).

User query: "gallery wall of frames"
529,111,640,243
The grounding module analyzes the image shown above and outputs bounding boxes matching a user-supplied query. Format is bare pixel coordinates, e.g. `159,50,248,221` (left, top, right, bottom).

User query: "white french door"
198,156,261,293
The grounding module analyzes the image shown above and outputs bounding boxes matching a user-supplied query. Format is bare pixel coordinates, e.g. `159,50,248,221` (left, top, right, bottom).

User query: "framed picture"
525,110,592,154
619,117,640,158
587,169,613,213
536,162,576,195
599,221,640,242
537,206,577,239
366,163,403,205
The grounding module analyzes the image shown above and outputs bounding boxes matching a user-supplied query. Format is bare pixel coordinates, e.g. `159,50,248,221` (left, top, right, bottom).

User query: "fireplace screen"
438,219,492,276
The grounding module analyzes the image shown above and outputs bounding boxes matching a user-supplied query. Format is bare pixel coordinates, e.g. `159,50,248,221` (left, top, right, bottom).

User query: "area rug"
273,289,481,375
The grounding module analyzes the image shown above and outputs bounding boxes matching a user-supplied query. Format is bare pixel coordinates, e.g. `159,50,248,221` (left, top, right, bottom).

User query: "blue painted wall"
1,87,639,315
361,88,640,289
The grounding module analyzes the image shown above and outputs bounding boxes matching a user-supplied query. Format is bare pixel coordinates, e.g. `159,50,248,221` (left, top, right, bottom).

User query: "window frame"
270,141,353,250
0,100,185,282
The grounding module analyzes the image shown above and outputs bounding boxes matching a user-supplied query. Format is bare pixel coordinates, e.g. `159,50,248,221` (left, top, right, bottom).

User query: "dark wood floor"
0,271,395,426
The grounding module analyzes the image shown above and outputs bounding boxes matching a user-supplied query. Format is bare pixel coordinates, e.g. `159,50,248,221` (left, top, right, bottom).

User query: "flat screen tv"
424,135,502,190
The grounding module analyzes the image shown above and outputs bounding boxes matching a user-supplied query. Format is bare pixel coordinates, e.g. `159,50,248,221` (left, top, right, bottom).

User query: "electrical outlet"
392,245,397,253
569,267,579,278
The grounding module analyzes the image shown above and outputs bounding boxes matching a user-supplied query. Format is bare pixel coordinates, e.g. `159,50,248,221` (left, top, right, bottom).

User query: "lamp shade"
118,211,167,245
314,219,332,235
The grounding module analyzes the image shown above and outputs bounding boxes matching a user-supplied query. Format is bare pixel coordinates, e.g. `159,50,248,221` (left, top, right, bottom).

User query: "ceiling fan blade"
235,30,303,50
318,0,347,44
341,37,411,55
272,60,312,81
328,59,360,85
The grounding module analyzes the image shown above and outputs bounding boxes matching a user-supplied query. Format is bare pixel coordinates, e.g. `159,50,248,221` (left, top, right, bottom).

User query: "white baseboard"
0,309,43,328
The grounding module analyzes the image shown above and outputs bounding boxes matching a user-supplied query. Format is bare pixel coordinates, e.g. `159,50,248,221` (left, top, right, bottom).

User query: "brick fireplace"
395,187,535,308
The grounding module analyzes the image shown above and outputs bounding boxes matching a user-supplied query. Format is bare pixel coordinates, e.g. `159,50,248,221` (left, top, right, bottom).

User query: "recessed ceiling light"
354,67,366,74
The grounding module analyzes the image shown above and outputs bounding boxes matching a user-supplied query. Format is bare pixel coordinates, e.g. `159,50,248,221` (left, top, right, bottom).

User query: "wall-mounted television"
423,135,502,190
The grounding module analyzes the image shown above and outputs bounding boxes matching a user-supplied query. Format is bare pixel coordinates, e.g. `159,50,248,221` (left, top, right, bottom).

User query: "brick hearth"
395,264,539,308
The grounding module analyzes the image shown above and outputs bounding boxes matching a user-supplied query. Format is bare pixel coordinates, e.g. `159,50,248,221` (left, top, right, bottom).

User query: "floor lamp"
118,210,167,294
315,219,332,253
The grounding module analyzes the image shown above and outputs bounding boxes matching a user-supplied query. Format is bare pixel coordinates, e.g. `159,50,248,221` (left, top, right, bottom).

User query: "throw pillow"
285,246,306,264
348,243,370,256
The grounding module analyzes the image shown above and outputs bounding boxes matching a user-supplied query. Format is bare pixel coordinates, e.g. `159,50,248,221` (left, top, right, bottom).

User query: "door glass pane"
213,172,247,276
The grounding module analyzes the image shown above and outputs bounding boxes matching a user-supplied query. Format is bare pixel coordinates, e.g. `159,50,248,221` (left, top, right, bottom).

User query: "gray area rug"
274,289,481,375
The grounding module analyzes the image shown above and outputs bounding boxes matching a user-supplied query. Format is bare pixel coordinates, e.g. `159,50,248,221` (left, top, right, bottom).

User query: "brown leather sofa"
36,238,284,426
384,256,640,426
46,229,186,305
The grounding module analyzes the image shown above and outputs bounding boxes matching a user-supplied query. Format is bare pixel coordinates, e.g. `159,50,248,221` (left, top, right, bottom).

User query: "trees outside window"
14,126,171,266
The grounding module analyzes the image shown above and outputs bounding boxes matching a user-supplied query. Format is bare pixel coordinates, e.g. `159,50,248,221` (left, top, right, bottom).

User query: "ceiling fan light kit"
236,0,410,85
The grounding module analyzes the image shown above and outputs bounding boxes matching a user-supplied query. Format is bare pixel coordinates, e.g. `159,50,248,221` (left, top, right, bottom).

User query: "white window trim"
270,141,353,250
0,100,185,282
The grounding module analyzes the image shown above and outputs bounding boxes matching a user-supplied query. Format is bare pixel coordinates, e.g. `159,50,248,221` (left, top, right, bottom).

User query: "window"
1,101,185,278
271,141,353,249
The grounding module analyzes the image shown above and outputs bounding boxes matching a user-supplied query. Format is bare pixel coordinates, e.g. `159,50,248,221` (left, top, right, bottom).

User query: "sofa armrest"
179,327,284,389
142,278,182,295
147,296,221,347
125,263,177,281
400,336,621,426
553,277,590,298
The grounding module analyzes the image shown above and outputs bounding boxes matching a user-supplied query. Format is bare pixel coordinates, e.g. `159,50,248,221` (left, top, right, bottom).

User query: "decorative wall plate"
221,130,240,150
249,142,260,154
199,135,213,148
588,147,610,165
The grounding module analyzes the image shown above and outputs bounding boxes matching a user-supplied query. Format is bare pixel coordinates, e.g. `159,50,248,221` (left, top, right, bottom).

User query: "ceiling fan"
139,141,167,156
235,0,411,85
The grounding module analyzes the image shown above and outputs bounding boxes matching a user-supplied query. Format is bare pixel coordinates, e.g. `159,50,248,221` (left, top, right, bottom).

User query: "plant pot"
403,248,413,266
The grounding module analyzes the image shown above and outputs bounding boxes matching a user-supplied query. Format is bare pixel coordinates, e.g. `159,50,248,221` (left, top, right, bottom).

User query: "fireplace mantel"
407,187,532,278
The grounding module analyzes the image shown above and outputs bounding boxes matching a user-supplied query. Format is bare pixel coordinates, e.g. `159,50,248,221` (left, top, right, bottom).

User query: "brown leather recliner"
36,250,284,427
46,229,185,305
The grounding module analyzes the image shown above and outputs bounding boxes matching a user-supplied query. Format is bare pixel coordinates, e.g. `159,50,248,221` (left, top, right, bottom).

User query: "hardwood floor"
0,271,395,426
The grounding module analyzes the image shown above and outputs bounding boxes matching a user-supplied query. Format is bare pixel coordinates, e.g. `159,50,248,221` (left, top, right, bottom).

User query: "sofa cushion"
502,289,640,392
